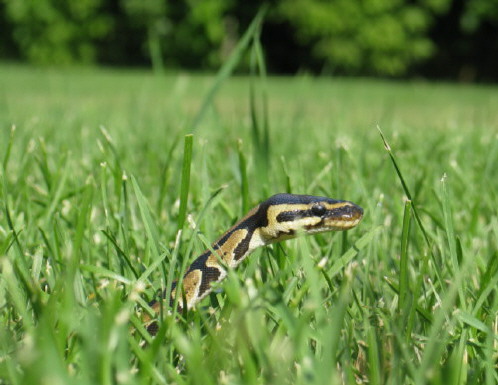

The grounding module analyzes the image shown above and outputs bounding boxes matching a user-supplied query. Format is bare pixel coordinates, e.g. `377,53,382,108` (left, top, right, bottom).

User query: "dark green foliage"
121,0,169,71
3,0,111,64
1,0,498,78
277,0,449,75
122,0,234,70
461,0,498,32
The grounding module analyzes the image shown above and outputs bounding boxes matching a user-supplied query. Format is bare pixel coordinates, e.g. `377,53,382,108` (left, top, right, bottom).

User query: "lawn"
0,63,497,385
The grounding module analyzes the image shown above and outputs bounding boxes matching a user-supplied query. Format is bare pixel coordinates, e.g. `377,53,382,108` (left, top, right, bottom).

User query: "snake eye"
311,203,326,216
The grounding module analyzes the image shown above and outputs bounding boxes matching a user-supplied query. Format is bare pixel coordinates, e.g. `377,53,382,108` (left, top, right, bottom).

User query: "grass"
1,58,497,385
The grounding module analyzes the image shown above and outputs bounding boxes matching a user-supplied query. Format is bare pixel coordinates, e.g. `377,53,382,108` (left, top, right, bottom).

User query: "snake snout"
328,202,364,229
345,203,363,220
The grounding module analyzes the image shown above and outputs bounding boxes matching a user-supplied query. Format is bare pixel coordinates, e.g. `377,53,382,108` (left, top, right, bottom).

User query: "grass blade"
440,173,466,310
188,7,267,132
79,264,132,285
398,200,411,323
2,125,15,172
383,277,433,322
1,258,34,331
131,175,161,261
249,21,270,187
43,152,70,222
101,229,139,279
326,226,381,278
237,139,250,213
73,183,94,255
367,320,382,385
377,127,443,289
415,254,476,383
318,274,353,382
157,133,181,213
177,134,193,232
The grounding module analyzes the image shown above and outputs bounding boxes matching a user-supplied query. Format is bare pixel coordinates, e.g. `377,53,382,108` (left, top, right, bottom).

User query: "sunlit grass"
1,60,497,385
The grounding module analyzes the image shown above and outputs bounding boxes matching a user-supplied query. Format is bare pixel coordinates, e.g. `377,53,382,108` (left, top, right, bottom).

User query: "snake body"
147,193,363,331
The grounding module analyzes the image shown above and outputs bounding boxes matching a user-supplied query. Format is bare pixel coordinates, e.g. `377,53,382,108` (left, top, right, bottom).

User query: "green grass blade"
455,310,492,335
34,139,53,191
367,320,382,385
279,156,292,193
1,258,34,331
43,153,70,222
440,173,466,310
484,299,498,385
249,20,271,187
131,175,161,261
472,250,498,313
30,246,44,282
101,229,139,279
128,335,169,384
377,127,413,201
99,162,111,226
73,183,94,254
326,226,381,278
3,202,35,302
318,274,353,382
415,254,476,383
177,134,193,232
383,277,433,322
188,7,267,132
377,127,443,289
2,125,15,172
79,264,132,286
157,133,181,213
398,200,411,324
137,250,171,286
99,126,124,173
237,139,250,213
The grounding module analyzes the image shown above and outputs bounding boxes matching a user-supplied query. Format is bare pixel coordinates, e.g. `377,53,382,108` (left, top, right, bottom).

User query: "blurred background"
1,0,497,82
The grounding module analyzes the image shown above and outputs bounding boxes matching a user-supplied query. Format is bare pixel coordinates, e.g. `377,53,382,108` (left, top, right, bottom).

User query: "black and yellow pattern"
146,193,363,331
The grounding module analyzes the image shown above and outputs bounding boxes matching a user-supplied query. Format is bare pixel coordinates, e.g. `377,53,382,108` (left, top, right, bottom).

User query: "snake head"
308,199,364,231
260,193,364,240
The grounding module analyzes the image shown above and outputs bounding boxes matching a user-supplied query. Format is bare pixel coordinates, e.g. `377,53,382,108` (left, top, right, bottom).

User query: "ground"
0,64,497,384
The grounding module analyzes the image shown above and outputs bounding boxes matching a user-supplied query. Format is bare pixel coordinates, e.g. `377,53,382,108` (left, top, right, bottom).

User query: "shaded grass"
0,60,497,385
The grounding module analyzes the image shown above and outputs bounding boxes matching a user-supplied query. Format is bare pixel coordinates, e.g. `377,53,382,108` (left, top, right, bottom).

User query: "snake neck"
169,221,268,311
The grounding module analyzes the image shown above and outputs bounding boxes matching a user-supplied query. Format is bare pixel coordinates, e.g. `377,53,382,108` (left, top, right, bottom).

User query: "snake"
145,193,363,333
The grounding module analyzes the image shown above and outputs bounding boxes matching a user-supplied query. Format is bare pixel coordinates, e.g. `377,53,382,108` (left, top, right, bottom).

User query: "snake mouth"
322,202,364,230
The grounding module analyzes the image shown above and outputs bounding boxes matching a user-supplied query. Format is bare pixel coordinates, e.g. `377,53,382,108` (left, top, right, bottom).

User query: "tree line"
1,0,497,81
